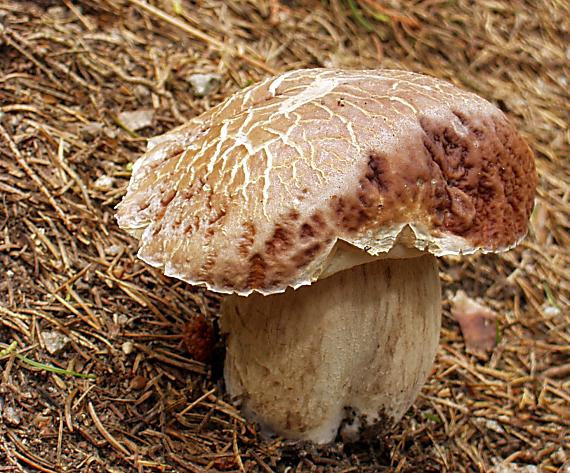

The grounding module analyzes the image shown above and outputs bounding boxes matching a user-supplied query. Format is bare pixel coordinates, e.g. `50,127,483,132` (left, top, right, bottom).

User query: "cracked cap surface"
116,68,537,295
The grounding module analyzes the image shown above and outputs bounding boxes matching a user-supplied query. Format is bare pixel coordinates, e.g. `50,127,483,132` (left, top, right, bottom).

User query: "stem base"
222,254,441,443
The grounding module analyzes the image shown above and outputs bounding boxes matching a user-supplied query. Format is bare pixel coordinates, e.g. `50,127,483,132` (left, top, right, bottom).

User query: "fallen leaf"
451,290,497,355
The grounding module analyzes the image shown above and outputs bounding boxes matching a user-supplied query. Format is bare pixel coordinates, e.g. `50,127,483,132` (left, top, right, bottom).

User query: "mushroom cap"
116,69,536,295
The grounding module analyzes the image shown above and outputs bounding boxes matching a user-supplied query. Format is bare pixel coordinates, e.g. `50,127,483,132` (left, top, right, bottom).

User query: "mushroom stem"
221,253,441,443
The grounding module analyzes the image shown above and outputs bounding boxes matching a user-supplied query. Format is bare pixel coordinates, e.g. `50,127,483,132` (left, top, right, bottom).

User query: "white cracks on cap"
278,76,341,116
262,145,274,219
335,113,362,156
173,147,190,173
268,69,298,96
234,130,254,155
236,153,252,204
389,96,418,113
204,120,230,180
389,76,437,95
212,113,254,192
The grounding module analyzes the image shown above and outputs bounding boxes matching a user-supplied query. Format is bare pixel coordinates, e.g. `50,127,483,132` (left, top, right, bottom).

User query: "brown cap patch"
116,69,536,294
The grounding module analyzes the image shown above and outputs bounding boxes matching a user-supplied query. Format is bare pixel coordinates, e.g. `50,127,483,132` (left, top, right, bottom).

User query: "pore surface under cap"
115,69,536,295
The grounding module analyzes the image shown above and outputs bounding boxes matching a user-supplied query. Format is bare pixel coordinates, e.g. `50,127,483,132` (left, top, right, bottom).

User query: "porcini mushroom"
116,69,536,443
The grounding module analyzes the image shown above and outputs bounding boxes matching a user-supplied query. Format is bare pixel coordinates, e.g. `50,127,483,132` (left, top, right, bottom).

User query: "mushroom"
116,69,536,443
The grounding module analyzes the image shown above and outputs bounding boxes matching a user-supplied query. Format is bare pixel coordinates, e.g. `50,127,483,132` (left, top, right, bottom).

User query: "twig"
0,27,60,86
54,138,94,212
232,429,246,473
56,412,64,466
0,124,71,228
87,402,131,457
125,0,277,74
177,388,216,417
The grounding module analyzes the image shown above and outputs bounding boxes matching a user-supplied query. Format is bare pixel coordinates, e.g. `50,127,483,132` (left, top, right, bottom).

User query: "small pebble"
93,174,115,190
188,73,222,97
105,244,123,256
122,341,134,355
543,305,560,316
3,406,21,426
118,109,154,131
484,419,504,434
41,330,70,355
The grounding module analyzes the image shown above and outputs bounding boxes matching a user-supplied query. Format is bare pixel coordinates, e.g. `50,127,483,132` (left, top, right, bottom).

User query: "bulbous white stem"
221,254,441,443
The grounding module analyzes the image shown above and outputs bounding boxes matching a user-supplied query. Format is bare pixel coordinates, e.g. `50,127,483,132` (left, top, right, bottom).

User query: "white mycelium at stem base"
221,253,441,443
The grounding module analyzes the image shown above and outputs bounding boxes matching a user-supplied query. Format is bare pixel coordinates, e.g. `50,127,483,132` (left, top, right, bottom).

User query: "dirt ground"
0,0,568,472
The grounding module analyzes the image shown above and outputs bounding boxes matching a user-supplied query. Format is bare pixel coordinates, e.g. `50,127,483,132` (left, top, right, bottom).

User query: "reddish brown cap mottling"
116,69,536,295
